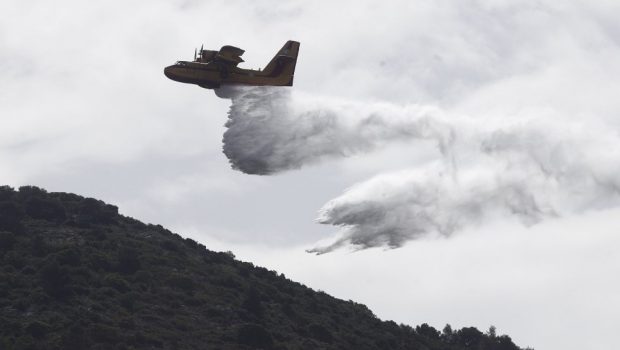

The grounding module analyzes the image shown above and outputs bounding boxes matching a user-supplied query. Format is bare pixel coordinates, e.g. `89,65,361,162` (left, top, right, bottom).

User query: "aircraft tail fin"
263,40,300,86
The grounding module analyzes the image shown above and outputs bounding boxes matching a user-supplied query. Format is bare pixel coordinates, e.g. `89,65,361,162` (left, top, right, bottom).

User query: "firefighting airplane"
164,40,299,89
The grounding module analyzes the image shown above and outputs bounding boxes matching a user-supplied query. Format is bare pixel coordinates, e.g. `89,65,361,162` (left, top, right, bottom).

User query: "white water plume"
221,85,620,253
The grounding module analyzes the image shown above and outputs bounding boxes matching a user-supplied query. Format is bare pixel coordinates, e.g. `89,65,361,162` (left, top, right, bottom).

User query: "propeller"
194,48,197,61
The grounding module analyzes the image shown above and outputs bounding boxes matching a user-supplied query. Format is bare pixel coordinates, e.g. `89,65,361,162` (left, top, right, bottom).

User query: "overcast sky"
2,1,620,349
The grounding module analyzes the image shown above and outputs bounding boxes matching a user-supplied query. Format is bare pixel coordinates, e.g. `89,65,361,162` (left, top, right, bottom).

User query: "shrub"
20,265,36,275
39,259,71,298
89,228,108,241
56,248,81,266
183,237,199,249
120,292,138,311
24,197,66,222
12,335,37,350
88,323,122,344
242,288,264,318
117,248,140,274
5,251,26,269
77,198,118,225
237,323,274,349
104,274,131,293
308,323,333,343
0,201,24,233
60,324,90,350
30,235,49,257
0,185,15,200
457,327,483,347
26,321,49,339
166,274,196,292
160,239,179,252
0,231,16,251
237,263,251,277
89,253,112,272
416,323,440,339
18,186,47,198
496,335,520,350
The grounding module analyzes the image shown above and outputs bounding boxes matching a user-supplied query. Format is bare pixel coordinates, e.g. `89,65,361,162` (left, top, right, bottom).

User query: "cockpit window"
176,61,187,66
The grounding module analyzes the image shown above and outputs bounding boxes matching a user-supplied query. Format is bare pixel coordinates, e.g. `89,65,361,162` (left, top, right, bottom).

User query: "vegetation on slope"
0,185,529,350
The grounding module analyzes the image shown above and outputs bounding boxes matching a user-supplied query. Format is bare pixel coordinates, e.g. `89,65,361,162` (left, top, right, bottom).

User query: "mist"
222,85,620,253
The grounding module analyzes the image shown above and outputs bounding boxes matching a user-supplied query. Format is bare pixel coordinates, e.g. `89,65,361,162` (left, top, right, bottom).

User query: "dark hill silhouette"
0,185,531,350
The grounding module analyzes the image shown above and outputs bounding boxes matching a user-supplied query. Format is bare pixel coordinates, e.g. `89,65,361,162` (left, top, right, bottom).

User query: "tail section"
262,40,300,86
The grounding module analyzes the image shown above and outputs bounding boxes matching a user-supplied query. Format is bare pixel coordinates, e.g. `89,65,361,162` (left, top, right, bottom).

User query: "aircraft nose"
164,66,174,80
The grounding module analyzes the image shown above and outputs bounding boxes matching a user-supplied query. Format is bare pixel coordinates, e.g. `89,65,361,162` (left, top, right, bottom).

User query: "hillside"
0,185,529,350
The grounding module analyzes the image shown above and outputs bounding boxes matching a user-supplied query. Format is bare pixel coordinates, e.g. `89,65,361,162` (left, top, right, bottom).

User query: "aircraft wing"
215,45,245,66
